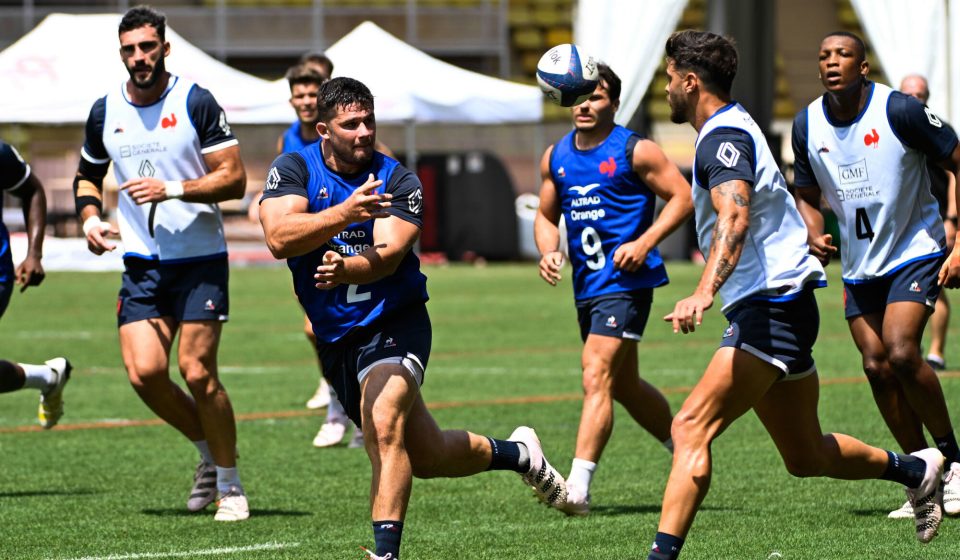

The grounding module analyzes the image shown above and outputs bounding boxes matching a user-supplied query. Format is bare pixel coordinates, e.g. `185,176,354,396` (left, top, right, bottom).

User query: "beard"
128,56,165,90
667,89,688,124
330,136,374,168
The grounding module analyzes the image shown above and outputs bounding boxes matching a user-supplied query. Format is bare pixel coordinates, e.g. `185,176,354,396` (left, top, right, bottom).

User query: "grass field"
2,262,960,559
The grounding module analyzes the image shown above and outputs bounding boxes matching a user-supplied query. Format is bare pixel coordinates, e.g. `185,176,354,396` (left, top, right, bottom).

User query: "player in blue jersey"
0,140,71,428
791,32,960,520
642,31,946,559
277,64,325,156
534,63,692,516
74,7,249,521
900,74,957,374
259,77,568,559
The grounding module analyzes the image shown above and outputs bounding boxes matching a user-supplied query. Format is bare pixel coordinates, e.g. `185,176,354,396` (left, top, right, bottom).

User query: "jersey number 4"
855,208,875,241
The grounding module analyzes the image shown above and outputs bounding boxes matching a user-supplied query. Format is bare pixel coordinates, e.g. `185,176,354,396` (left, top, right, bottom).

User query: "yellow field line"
2,371,958,434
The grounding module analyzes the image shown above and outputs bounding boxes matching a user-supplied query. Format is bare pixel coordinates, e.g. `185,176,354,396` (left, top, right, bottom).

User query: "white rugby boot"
508,426,568,510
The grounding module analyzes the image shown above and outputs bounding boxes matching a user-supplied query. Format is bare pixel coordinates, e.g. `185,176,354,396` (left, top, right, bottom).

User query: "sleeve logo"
408,188,423,215
265,167,280,190
218,110,232,136
924,107,943,128
716,142,741,168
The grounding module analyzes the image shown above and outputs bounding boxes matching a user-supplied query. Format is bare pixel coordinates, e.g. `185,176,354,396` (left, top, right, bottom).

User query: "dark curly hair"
318,77,374,121
119,5,166,41
665,29,738,96
597,63,621,105
821,31,866,63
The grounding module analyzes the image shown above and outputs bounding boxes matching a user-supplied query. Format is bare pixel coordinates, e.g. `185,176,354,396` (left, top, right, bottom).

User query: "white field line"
49,541,300,560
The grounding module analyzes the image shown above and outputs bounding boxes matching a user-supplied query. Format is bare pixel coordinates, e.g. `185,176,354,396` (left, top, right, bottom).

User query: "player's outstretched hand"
315,250,346,289
121,177,168,205
538,251,564,285
613,239,650,272
14,255,44,292
808,233,837,266
664,292,713,334
938,249,960,288
85,220,119,255
339,174,391,224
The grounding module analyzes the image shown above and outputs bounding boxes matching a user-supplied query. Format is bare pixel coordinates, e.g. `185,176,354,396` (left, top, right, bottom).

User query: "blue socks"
373,520,403,558
880,450,926,488
486,437,529,473
647,532,684,560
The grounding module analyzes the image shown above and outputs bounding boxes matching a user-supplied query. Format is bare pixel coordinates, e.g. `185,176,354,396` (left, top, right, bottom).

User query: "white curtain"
851,0,952,120
951,0,960,123
574,0,688,126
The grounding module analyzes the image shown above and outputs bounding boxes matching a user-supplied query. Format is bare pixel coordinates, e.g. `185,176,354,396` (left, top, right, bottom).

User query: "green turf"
1,262,959,559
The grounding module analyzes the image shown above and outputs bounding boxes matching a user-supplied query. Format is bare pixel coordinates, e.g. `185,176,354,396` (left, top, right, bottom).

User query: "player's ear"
163,41,170,58
316,120,328,139
859,59,869,77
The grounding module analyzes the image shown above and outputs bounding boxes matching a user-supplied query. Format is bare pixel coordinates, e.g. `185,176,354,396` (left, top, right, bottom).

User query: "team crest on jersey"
599,157,616,178
924,107,943,128
817,142,830,154
384,337,397,348
409,188,423,214
138,159,156,177
161,113,177,129
218,110,231,136
864,128,879,148
605,315,618,328
909,281,922,293
317,186,328,199
265,167,280,190
557,166,566,178
716,142,741,168
204,299,216,311
113,121,125,134
723,325,735,338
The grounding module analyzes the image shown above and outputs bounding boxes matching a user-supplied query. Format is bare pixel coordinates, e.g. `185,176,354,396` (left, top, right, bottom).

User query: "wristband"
82,215,109,236
164,180,184,199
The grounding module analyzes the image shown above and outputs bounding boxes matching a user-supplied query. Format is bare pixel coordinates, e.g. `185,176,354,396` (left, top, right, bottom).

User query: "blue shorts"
316,303,432,428
0,280,11,319
575,289,653,342
719,288,820,379
118,257,229,327
843,256,942,319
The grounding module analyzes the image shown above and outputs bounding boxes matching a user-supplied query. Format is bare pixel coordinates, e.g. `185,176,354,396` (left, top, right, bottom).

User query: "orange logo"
863,128,879,148
599,156,616,177
162,113,177,129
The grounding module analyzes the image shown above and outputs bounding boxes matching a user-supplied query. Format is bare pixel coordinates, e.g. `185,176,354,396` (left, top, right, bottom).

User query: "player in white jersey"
73,7,249,522
643,31,945,559
791,32,960,519
535,63,692,516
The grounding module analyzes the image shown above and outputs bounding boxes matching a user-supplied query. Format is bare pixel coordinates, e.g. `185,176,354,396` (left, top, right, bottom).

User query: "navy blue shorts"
843,256,942,319
316,303,432,428
575,289,653,342
118,257,229,327
719,289,820,379
0,280,11,319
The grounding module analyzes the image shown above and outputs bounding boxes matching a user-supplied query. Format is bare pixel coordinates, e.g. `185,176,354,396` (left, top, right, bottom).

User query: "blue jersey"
280,121,316,154
550,125,668,300
0,141,33,283
261,143,428,343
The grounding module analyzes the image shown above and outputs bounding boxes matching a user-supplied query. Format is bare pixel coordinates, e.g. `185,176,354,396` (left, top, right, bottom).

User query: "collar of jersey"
120,74,179,108
697,102,738,143
821,80,874,128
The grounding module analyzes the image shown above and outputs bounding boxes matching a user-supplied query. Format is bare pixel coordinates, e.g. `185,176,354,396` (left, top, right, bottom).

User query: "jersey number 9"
581,227,605,271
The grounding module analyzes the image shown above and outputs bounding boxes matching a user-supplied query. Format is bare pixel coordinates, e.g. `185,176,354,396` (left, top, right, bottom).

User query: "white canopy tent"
0,15,542,127
0,13,290,124
574,0,687,126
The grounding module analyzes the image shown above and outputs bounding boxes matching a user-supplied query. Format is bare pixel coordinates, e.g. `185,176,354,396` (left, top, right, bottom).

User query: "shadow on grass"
590,503,744,516
849,508,897,517
0,488,98,498
141,508,313,517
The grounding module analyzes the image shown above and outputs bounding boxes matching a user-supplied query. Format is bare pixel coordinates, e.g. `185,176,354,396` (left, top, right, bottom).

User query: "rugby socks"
568,458,597,491
486,437,529,473
372,520,403,558
193,440,215,465
648,532,684,560
880,451,926,488
20,362,56,391
216,466,242,495
0,360,25,392
662,437,675,454
933,432,960,465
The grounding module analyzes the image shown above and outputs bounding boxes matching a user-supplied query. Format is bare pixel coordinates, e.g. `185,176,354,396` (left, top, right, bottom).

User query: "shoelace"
359,546,392,559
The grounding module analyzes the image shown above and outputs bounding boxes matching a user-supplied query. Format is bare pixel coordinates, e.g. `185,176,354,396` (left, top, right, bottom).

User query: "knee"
362,404,405,452
886,345,921,377
670,410,709,450
180,360,220,399
126,361,168,393
581,365,614,397
861,356,892,383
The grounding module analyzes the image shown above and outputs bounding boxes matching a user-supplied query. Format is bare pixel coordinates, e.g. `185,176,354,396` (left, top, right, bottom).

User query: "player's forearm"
637,194,694,250
697,213,748,297
265,210,351,259
22,185,46,258
339,245,408,285
180,164,246,204
534,212,561,255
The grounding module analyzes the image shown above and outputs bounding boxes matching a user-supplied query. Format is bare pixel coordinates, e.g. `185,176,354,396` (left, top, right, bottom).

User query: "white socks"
326,385,347,423
20,362,56,391
193,440,215,464
216,466,242,495
568,458,598,491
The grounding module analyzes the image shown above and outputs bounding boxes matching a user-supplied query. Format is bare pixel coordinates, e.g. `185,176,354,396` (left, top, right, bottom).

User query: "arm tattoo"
714,180,750,207
707,180,750,293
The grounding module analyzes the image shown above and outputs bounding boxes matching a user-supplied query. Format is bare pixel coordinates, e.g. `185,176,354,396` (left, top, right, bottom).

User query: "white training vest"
101,77,227,262
693,104,826,312
804,83,943,282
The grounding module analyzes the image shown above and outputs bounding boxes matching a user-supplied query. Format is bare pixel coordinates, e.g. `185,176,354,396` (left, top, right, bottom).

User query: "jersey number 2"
581,227,605,270
855,208,875,241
